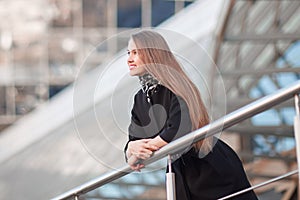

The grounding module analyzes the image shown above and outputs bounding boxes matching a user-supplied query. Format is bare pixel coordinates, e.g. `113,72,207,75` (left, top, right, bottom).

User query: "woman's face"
127,39,146,76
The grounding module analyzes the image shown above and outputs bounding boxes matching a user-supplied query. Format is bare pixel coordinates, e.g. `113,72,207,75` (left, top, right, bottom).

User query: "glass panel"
118,0,141,27
15,85,41,115
51,0,74,27
251,109,281,126
83,0,108,27
48,35,77,83
0,87,6,115
151,0,174,26
13,35,46,84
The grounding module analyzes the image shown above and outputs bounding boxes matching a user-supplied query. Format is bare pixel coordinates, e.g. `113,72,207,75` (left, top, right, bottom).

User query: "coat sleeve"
124,93,143,161
159,94,192,143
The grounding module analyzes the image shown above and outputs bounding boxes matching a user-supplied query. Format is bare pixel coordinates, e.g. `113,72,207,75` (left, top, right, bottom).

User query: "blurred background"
0,0,300,199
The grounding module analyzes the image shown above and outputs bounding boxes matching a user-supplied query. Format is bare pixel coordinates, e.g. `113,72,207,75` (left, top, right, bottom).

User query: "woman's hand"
127,139,159,160
127,155,144,172
147,136,168,148
126,136,168,171
126,139,159,171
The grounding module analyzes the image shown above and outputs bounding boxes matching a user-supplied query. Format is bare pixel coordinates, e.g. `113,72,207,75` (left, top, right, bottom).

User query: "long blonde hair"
131,30,212,153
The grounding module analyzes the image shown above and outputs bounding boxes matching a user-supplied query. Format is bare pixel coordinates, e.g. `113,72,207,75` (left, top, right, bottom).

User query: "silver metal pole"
218,170,298,200
51,165,131,200
294,94,300,199
295,94,300,116
166,155,176,200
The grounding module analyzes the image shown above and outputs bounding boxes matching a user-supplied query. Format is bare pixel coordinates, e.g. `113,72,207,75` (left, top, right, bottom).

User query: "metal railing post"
294,94,300,199
166,155,176,200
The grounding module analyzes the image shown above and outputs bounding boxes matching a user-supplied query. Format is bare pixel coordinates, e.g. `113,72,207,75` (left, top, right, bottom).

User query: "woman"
124,30,258,200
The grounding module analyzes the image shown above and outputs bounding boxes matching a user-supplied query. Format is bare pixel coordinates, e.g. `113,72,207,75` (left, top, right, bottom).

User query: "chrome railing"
52,80,300,200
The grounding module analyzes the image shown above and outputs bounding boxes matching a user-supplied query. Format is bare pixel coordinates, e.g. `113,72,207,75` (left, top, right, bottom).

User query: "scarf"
139,73,160,103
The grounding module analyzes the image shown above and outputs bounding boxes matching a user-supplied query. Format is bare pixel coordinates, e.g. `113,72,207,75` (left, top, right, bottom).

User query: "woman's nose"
127,55,133,63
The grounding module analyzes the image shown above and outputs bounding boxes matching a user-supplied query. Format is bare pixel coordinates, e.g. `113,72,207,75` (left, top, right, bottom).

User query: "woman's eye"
127,50,137,56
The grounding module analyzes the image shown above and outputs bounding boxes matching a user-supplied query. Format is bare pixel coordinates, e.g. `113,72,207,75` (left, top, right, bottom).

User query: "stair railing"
52,80,300,200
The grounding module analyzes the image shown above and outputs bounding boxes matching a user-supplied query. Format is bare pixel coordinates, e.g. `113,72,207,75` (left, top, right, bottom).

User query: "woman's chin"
129,69,146,77
129,71,138,76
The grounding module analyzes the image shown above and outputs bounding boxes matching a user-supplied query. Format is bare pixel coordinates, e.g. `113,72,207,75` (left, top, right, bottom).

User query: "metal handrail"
52,80,300,200
218,169,299,200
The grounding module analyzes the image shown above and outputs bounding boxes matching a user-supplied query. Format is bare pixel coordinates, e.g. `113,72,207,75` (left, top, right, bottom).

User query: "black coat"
125,85,258,200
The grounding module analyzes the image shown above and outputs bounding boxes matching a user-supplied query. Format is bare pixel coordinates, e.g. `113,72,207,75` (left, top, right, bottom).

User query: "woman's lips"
129,65,137,70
